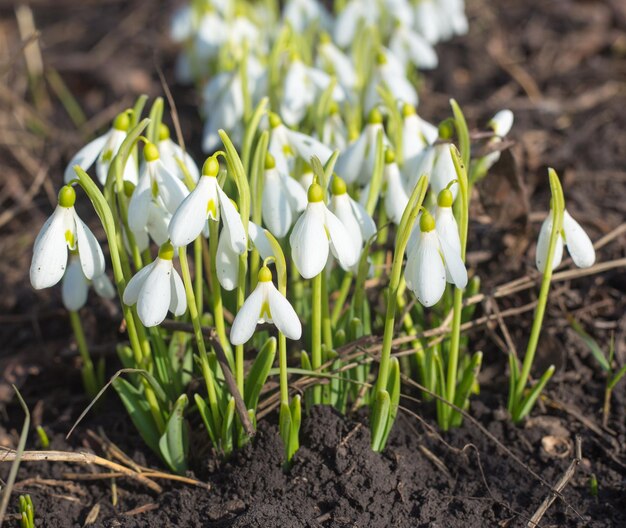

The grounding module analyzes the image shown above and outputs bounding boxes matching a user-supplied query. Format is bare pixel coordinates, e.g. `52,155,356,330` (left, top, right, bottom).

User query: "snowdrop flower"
230,265,302,345
64,111,138,186
158,124,199,183
127,198,172,252
364,50,417,114
430,144,459,198
333,0,379,48
30,186,105,290
389,21,438,70
329,176,376,267
128,142,189,236
401,103,439,178
405,209,467,307
381,149,410,225
335,108,388,186
168,157,247,252
482,109,514,169
262,153,307,238
268,113,333,178
536,209,595,273
414,0,468,44
316,34,357,94
280,54,345,127
290,182,358,278
62,253,115,311
321,103,348,151
123,242,186,327
284,0,331,33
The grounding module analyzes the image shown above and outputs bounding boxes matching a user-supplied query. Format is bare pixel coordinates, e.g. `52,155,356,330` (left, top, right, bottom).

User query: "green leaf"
568,316,610,372
514,365,555,422
450,351,483,428
450,99,470,170
130,95,148,128
194,393,219,447
244,337,277,411
314,78,338,138
288,395,301,461
370,389,390,452
364,128,385,215
279,401,291,451
146,97,164,145
220,397,236,455
158,394,189,474
113,378,160,455
380,358,401,448
242,97,268,174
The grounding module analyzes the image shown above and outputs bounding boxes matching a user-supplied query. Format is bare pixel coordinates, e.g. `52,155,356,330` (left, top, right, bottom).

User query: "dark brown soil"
1,0,625,526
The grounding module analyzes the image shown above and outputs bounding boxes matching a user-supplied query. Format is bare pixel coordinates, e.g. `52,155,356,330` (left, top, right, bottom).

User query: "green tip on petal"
331,176,347,196
402,103,416,118
269,112,282,129
123,180,136,198
376,50,387,65
202,156,220,177
158,123,170,141
384,148,396,165
307,182,324,203
437,188,454,208
264,152,276,170
143,142,160,162
158,241,175,260
367,107,383,125
113,111,131,132
58,185,76,208
258,265,272,283
420,211,436,232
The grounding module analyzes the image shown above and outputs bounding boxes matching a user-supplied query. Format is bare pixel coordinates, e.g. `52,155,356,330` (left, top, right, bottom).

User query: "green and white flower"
62,254,115,311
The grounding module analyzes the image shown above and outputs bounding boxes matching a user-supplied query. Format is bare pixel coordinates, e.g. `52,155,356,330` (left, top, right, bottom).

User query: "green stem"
330,272,352,326
69,310,99,397
279,333,288,405
209,221,232,363
194,236,203,315
236,252,247,396
311,272,323,404
321,271,333,351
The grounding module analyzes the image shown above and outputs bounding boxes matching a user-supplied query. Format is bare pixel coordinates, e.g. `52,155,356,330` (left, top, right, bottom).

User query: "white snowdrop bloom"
389,22,438,70
196,13,262,62
414,0,468,44
284,0,331,33
64,111,138,186
335,108,389,186
262,153,307,238
321,103,348,151
333,0,379,48
230,265,302,345
170,5,195,43
317,35,357,94
62,254,115,311
201,70,244,153
536,209,595,273
405,210,467,307
128,142,189,236
123,242,187,327
280,55,345,127
168,157,247,252
329,176,376,268
382,149,410,225
268,113,333,178
401,103,439,179
482,109,514,170
364,50,417,114
158,124,199,183
290,182,359,278
430,144,458,198
129,201,172,252
30,186,105,290
299,171,315,193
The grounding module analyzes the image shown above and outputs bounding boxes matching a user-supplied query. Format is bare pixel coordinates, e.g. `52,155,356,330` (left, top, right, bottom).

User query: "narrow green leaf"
220,397,236,455
194,393,219,447
288,395,301,461
568,316,610,372
370,389,390,452
244,337,277,411
158,394,189,474
146,97,164,145
380,358,401,448
113,378,160,454
515,365,555,422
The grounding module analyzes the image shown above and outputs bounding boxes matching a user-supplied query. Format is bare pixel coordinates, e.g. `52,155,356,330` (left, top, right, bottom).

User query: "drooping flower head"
158,124,200,183
62,253,115,311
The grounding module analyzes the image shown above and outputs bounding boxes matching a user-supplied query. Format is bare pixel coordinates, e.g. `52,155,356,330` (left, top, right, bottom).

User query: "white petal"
123,153,139,185
154,160,189,214
330,194,363,256
335,131,367,184
93,273,116,299
435,207,461,256
563,210,595,268
262,169,293,238
535,212,564,273
289,204,329,279
217,185,247,254
74,211,105,280
325,207,359,270
384,163,409,225
168,176,212,247
489,109,514,137
64,134,108,183
285,129,333,167
216,225,240,291
411,231,446,307
62,257,89,311
431,144,457,197
146,203,171,246
248,222,274,260
350,197,377,241
230,285,265,345
402,114,427,165
403,28,438,69
123,261,156,306
169,142,200,182
439,232,467,288
267,285,302,340
137,259,173,327
405,146,435,190
128,170,152,233
30,207,71,289
281,171,308,212
169,268,187,316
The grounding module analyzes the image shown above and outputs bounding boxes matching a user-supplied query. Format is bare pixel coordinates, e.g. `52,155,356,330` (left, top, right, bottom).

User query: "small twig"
527,436,583,528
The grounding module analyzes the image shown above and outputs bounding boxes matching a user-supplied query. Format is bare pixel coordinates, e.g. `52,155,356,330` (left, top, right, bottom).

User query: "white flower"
333,0,379,48
405,210,467,307
329,176,376,268
382,149,410,225
30,186,105,290
536,209,595,273
262,153,307,238
364,49,417,114
401,103,439,179
168,157,247,252
64,112,138,186
158,124,199,183
123,242,187,327
128,142,189,236
268,114,333,177
290,182,359,278
414,0,468,44
335,108,388,185
129,201,172,252
321,104,348,151
284,0,331,33
430,144,458,198
230,265,302,345
482,109,514,169
317,36,357,94
62,254,115,311
389,23,438,70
